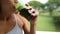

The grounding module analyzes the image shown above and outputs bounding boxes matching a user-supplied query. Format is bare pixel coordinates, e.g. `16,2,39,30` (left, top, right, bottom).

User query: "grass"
36,12,56,31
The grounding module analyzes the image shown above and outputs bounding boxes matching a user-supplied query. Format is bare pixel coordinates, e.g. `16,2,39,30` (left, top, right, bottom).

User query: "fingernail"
29,8,32,10
32,11,35,13
25,4,29,7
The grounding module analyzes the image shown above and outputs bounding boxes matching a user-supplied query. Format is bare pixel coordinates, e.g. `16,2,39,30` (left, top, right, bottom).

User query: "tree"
16,2,24,10
45,0,60,16
52,7,60,31
45,0,60,31
28,1,44,14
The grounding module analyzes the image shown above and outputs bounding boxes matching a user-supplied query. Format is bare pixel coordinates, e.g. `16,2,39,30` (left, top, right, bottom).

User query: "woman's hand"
25,3,39,24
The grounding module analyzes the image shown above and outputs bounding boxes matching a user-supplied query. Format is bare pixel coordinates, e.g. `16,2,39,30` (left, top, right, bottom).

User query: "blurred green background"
16,0,60,32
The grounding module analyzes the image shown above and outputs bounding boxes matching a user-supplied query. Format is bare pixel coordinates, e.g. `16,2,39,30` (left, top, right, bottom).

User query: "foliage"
16,2,24,10
28,1,44,8
52,7,60,31
52,7,60,16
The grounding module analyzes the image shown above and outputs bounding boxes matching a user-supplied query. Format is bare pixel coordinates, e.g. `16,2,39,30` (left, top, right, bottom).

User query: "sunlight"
18,0,48,4
18,0,31,4
37,0,48,4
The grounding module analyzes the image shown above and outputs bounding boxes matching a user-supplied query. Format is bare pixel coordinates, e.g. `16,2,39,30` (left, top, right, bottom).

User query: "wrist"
30,22,36,25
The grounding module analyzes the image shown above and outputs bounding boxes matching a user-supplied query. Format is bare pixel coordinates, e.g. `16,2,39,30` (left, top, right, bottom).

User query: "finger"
25,4,35,11
25,3,30,9
28,9,35,14
25,3,30,7
25,6,32,10
31,11,39,16
31,12,37,16
28,7,32,10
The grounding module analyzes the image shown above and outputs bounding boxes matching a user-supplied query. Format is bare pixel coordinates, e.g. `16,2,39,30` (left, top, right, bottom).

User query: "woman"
0,0,38,34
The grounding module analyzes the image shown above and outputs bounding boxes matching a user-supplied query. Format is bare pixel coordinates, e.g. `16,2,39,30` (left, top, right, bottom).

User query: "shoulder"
14,14,29,28
15,14,28,22
15,14,27,21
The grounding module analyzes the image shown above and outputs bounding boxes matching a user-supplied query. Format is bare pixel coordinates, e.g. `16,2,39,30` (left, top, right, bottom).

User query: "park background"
16,0,60,32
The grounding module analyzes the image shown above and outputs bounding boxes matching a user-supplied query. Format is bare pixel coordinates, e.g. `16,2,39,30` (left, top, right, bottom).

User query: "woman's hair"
0,0,1,7
0,0,16,20
0,0,3,20
0,0,17,13
0,0,2,14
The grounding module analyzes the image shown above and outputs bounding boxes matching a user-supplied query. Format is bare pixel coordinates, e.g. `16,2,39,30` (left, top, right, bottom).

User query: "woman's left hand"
25,3,39,24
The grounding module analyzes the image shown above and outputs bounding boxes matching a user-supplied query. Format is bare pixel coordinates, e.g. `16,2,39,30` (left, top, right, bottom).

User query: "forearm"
30,23,36,34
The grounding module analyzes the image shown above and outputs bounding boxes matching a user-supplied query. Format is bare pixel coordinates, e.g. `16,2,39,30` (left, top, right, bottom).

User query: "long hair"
0,0,3,20
0,0,17,20
0,0,1,14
